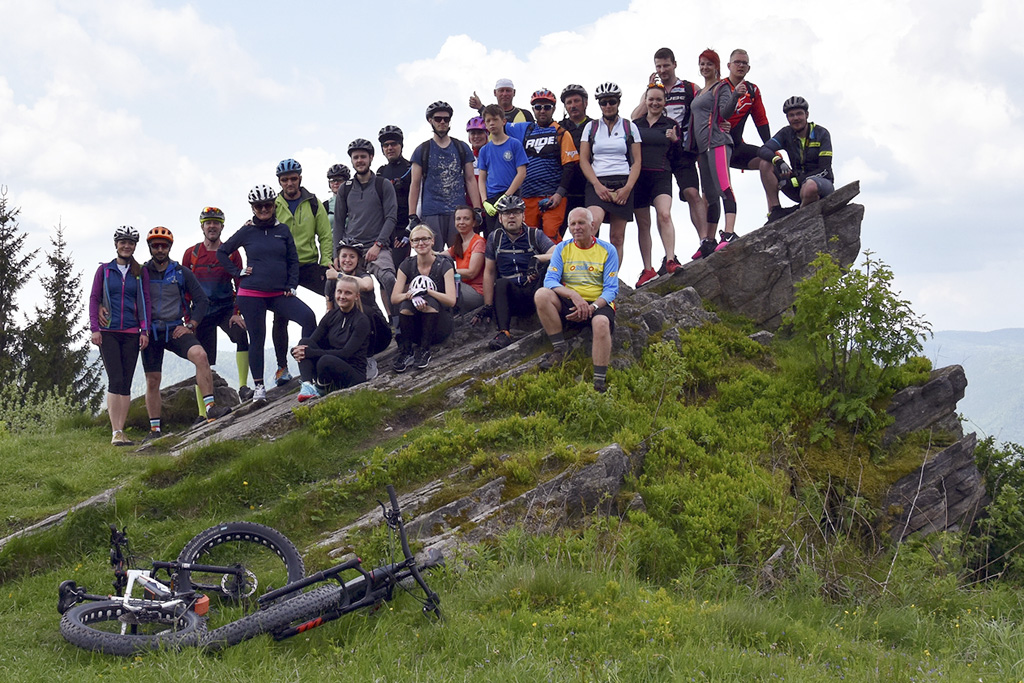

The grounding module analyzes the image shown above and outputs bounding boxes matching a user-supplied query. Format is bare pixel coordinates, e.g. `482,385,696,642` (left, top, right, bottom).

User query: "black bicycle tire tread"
176,521,305,598
201,584,342,651
60,600,206,656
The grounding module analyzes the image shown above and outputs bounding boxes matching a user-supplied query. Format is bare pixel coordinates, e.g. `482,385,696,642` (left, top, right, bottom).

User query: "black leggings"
99,331,140,395
296,337,364,389
494,277,540,331
273,263,326,367
195,307,249,361
397,301,453,352
238,294,316,383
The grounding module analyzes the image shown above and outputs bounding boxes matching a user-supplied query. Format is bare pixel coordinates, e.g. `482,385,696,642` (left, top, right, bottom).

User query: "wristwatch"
590,303,599,311
374,240,386,250
185,321,195,330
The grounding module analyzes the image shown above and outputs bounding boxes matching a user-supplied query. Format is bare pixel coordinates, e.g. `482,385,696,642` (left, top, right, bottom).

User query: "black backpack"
415,138,469,176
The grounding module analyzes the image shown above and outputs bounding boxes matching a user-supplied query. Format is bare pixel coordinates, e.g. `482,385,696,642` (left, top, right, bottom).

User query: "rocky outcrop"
883,433,988,542
884,365,967,446
317,444,638,558
665,181,863,329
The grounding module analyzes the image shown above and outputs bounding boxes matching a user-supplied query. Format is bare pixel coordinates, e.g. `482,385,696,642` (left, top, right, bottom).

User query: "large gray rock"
665,181,863,329
884,365,967,446
883,433,988,541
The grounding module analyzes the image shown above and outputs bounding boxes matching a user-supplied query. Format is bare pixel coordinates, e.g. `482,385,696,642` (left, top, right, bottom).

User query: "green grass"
1,319,1023,680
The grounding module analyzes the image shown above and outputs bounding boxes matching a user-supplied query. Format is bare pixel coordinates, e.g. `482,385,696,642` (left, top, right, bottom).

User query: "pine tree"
0,187,37,383
21,222,103,412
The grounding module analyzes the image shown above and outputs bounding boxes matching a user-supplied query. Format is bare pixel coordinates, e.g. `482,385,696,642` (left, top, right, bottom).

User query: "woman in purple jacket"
89,226,151,446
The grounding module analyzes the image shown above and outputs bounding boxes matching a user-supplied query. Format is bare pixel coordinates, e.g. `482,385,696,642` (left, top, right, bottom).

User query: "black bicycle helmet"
347,138,375,156
199,206,225,224
378,125,404,144
327,164,351,181
560,84,588,103
782,96,809,114
335,239,365,258
425,101,454,119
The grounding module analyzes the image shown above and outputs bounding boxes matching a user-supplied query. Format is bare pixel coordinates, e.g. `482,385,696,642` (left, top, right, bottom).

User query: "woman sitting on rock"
390,224,457,373
325,240,393,377
293,275,370,402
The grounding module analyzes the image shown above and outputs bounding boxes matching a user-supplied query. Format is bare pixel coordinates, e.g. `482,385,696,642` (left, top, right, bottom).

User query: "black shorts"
558,297,616,334
671,150,700,192
142,329,203,373
634,170,673,209
730,142,760,170
585,175,634,223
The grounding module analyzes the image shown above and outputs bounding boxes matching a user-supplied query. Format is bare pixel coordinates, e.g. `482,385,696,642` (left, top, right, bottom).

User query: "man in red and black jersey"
721,49,771,172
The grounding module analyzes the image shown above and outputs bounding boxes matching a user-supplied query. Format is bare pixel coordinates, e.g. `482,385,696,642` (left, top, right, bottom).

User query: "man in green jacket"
272,158,332,385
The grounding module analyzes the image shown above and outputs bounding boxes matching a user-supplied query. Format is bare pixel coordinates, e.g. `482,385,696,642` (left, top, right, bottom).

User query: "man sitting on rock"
473,195,555,350
534,207,619,393
758,95,834,223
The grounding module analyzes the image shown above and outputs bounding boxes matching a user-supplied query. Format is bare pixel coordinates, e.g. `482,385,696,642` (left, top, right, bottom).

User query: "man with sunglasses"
141,227,230,440
503,88,580,243
408,101,482,251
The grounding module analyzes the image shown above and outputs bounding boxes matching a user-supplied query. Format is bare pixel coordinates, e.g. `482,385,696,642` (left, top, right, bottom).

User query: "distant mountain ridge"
924,328,1024,445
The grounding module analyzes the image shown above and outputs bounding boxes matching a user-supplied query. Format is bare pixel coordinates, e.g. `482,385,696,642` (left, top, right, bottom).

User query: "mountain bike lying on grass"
56,486,443,655
57,520,305,655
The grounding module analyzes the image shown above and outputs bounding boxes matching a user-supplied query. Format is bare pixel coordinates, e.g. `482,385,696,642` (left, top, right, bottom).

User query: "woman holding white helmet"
217,184,316,405
390,224,457,373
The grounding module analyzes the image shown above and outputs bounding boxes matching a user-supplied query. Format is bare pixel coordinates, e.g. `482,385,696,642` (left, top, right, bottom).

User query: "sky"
0,0,1020,333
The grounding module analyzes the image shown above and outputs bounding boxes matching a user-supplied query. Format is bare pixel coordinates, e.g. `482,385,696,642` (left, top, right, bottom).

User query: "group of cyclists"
89,45,836,444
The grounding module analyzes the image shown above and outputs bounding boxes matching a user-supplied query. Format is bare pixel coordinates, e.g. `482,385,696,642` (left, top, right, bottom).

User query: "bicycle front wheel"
60,600,205,656
176,521,304,606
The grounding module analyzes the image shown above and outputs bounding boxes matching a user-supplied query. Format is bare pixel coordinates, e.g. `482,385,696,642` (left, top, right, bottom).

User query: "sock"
149,418,161,433
398,315,416,353
594,365,608,384
195,385,207,417
550,332,566,351
420,313,438,348
203,394,215,412
236,351,249,387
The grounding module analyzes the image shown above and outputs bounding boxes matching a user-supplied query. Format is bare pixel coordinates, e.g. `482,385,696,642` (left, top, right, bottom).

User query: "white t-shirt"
588,118,641,177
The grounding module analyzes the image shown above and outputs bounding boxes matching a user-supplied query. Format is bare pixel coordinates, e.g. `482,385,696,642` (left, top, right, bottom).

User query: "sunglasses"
532,103,554,111
598,98,619,107
252,202,275,211
431,116,451,123
149,242,171,250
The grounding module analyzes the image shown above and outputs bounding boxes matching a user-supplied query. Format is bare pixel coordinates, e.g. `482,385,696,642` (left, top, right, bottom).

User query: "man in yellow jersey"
535,207,618,392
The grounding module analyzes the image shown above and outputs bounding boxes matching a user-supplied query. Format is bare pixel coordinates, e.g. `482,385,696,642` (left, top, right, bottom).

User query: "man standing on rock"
758,96,834,223
535,207,618,393
141,227,231,441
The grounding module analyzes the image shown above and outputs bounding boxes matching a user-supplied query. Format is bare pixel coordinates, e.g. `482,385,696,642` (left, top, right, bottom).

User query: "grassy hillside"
4,318,1024,681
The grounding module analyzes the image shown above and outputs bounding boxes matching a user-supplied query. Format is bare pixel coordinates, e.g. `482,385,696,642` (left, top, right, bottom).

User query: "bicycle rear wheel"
60,600,205,656
176,522,304,624
201,584,342,651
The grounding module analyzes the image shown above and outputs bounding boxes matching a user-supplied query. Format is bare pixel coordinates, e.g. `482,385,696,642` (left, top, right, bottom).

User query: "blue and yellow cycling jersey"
544,238,619,304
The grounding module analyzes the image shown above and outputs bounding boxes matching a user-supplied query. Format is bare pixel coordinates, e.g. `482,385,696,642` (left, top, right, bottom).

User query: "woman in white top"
578,81,642,268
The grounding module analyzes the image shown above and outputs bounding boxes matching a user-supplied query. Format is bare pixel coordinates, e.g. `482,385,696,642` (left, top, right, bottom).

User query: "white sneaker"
253,384,267,405
365,357,379,381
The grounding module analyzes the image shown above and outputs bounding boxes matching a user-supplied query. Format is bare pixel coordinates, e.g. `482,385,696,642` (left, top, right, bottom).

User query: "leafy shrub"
970,437,1024,581
0,370,81,434
789,251,931,431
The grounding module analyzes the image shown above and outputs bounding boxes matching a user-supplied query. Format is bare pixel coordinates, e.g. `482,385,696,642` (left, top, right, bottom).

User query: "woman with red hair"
689,48,745,257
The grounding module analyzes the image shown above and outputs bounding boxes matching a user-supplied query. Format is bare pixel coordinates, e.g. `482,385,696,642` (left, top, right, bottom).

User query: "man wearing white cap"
469,78,535,124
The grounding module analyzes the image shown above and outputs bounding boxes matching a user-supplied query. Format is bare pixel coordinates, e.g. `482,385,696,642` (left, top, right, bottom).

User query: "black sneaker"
393,351,414,374
539,348,565,370
142,430,163,443
698,238,718,259
489,331,513,350
594,378,607,393
206,404,232,422
238,385,254,402
413,347,431,369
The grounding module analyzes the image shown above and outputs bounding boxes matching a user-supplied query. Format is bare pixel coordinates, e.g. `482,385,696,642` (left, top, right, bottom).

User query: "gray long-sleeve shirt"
689,83,740,153
331,172,397,254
